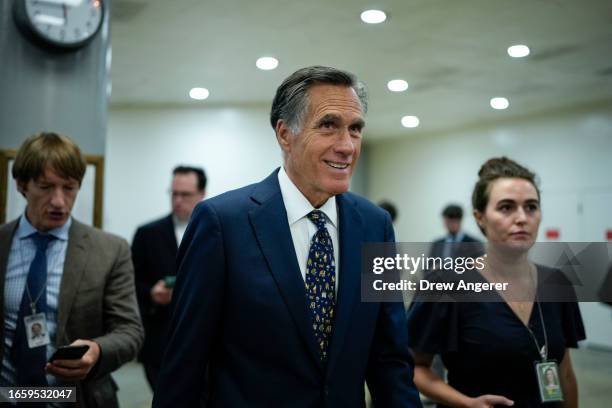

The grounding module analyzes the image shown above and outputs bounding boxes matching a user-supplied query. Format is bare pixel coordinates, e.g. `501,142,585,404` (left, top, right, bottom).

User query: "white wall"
105,106,280,241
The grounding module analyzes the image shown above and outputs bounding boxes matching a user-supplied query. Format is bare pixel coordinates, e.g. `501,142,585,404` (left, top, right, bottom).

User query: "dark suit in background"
429,232,484,260
131,214,177,388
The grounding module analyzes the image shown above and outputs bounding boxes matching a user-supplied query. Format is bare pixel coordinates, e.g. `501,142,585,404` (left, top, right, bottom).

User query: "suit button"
324,385,329,396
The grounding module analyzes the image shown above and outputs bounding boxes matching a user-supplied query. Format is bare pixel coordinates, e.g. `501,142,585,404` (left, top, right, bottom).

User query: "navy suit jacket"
153,170,422,408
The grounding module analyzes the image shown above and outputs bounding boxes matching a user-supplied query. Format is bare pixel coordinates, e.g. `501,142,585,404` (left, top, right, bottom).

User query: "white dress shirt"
278,167,339,293
173,216,188,246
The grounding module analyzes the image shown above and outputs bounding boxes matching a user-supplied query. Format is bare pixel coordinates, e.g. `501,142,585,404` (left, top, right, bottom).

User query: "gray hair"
270,66,368,134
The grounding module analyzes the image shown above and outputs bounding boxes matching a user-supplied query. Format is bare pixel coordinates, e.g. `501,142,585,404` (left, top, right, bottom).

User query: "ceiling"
109,0,612,140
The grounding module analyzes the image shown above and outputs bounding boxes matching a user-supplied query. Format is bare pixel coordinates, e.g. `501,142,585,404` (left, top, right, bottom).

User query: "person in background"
378,200,398,223
429,204,483,260
131,166,206,389
0,132,143,407
407,157,584,408
152,66,422,408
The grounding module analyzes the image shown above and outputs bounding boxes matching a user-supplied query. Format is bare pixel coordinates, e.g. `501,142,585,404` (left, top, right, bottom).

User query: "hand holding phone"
48,344,90,363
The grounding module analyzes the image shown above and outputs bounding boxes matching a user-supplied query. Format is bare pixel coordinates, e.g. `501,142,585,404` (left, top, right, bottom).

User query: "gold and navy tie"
305,210,336,362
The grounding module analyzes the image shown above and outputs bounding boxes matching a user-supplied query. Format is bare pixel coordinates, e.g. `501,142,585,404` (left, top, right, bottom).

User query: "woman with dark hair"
407,157,585,408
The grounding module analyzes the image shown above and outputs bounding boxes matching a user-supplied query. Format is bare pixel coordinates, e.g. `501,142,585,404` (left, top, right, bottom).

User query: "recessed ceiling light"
490,97,509,110
507,44,530,58
360,9,386,24
189,87,209,100
387,79,409,92
256,56,279,70
401,115,420,128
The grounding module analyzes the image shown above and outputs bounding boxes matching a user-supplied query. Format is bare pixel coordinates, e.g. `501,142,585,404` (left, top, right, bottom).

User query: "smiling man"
153,66,422,407
0,132,143,407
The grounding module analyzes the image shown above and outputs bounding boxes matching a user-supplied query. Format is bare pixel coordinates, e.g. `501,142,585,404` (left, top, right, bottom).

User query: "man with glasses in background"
131,166,206,390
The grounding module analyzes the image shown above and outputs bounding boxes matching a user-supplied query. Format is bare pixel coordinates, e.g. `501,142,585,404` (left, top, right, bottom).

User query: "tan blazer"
0,218,144,408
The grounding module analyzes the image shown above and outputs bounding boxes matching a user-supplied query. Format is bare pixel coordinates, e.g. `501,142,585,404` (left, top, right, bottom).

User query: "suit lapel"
0,220,19,361
56,220,90,344
162,215,179,257
248,171,322,371
326,194,363,376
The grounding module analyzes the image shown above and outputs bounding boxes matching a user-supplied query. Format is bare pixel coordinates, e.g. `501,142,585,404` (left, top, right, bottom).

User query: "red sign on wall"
546,228,560,240
606,229,612,241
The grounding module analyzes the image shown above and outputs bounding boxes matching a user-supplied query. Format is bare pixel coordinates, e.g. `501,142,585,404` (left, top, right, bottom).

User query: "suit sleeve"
366,213,423,407
92,238,145,377
131,227,154,316
152,202,225,407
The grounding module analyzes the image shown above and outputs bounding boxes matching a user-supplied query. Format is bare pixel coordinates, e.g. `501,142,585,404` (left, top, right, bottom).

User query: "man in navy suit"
132,166,206,389
152,66,422,407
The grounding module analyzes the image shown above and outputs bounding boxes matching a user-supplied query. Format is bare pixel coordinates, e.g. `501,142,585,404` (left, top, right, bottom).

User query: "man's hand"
46,339,101,381
466,394,514,408
151,279,173,305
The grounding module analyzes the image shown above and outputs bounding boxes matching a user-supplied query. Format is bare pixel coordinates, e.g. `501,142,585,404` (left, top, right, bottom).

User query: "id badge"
24,313,50,349
535,360,564,403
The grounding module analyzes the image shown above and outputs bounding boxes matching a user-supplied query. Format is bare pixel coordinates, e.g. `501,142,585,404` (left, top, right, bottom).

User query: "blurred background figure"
378,200,398,223
131,165,206,390
407,157,585,408
429,204,483,260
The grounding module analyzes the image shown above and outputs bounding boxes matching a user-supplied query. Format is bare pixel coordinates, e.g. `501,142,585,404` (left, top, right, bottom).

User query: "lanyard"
525,297,549,361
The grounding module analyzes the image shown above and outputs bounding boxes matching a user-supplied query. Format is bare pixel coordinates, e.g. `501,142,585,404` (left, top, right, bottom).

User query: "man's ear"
16,180,28,198
275,120,293,154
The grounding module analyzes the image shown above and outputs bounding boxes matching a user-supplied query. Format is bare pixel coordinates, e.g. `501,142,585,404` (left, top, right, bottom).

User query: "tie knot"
31,233,56,252
307,210,327,230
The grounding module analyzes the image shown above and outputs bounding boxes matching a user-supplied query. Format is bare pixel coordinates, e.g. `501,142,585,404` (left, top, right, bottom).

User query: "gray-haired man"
153,66,422,408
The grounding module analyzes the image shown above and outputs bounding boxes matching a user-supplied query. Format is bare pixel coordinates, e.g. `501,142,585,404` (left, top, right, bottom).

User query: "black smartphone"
48,345,89,362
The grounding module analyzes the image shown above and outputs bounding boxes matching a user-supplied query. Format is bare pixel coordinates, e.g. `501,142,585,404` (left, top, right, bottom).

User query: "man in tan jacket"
0,132,143,407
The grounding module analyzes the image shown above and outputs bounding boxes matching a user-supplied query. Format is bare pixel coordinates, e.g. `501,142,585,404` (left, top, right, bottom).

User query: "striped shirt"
1,214,70,388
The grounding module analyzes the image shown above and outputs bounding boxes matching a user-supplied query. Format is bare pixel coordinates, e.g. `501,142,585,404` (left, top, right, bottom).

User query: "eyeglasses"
170,190,199,199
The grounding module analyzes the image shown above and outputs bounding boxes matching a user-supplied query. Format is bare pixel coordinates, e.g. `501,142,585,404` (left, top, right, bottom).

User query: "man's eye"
321,122,334,129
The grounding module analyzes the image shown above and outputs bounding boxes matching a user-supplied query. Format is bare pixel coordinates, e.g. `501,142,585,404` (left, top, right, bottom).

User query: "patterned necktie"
12,232,55,387
305,210,336,362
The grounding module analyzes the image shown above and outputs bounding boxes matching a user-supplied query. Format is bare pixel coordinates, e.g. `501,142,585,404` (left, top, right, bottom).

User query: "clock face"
19,0,105,49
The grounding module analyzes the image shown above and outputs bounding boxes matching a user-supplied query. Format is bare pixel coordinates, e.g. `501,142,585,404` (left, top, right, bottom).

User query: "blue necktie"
12,232,55,387
305,210,336,362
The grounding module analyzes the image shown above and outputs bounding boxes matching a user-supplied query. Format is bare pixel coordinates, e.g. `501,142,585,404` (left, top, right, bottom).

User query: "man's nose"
50,188,66,207
334,128,356,156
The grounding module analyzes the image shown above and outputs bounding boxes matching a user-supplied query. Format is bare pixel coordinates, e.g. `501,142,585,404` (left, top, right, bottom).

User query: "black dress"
406,265,586,408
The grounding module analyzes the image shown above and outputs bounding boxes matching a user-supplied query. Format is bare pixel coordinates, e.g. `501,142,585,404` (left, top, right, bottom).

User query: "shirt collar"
446,231,465,242
16,211,71,241
172,214,189,228
278,167,337,228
